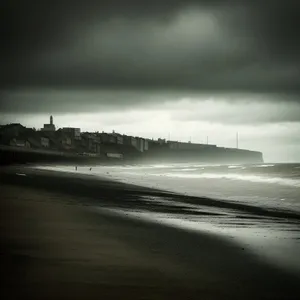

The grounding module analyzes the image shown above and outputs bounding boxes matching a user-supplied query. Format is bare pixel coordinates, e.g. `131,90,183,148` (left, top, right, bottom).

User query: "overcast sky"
1,1,300,162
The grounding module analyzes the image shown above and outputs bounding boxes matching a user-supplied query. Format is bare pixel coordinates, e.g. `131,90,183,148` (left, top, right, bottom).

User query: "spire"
50,115,53,125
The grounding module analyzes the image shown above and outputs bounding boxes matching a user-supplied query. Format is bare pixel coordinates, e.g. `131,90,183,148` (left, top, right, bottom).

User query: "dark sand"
1,166,300,299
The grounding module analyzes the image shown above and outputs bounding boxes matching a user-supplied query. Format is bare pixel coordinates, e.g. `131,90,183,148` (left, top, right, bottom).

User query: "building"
39,131,60,150
98,132,120,144
98,132,109,144
136,137,149,152
27,137,42,149
0,125,43,149
144,139,149,151
137,137,143,152
40,137,50,148
61,127,81,140
123,135,138,149
0,123,26,137
41,116,56,132
158,138,166,145
108,135,117,144
9,138,31,148
81,133,101,154
61,136,72,147
56,128,73,149
112,131,124,144
87,138,100,153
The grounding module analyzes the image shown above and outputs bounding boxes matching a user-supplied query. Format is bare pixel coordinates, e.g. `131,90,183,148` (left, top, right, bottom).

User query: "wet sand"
1,166,300,299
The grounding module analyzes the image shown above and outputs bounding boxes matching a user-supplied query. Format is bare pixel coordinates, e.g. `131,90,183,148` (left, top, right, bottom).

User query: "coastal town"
0,115,216,159
0,116,263,164
0,115,155,160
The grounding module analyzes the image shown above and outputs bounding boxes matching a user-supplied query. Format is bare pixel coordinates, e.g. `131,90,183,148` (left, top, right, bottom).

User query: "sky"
1,0,300,162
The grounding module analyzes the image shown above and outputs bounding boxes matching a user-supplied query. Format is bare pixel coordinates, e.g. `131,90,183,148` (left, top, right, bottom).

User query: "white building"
136,138,149,152
144,139,149,151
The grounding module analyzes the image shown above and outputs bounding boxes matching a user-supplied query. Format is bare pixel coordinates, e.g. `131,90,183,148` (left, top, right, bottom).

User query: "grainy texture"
1,167,300,299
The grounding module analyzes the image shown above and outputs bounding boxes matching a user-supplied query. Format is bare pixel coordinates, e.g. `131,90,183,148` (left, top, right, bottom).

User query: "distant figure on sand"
89,167,92,171
75,166,77,171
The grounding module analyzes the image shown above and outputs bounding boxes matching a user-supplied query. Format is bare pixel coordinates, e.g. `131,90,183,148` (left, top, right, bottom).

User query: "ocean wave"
160,173,300,188
178,168,198,172
253,164,275,168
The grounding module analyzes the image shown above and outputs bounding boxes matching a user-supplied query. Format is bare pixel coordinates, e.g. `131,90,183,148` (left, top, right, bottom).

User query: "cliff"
140,146,263,164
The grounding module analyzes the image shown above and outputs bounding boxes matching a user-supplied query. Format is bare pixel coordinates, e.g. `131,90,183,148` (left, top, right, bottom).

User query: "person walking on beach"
89,167,92,171
75,166,77,171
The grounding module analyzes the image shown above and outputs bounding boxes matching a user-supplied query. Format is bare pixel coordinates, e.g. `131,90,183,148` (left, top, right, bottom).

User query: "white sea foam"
253,164,275,168
34,163,300,213
158,172,300,188
35,164,300,188
178,168,198,172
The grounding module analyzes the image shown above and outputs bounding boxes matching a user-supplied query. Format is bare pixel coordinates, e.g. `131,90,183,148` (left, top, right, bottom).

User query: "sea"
35,162,300,274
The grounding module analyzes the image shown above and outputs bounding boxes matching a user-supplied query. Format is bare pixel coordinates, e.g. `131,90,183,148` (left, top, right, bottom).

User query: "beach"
1,166,300,299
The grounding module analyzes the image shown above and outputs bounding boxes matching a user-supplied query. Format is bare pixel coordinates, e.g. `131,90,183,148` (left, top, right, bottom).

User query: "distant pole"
236,132,239,149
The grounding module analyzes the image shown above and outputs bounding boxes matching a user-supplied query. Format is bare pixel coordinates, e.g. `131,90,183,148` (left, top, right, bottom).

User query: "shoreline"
3,165,300,221
1,166,300,299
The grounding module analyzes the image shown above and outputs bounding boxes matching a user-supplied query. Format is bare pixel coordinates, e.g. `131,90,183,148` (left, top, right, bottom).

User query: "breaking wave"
161,173,300,188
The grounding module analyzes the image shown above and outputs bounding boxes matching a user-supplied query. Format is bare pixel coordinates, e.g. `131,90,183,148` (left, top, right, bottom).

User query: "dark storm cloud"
0,0,300,113
170,99,300,124
0,89,164,113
